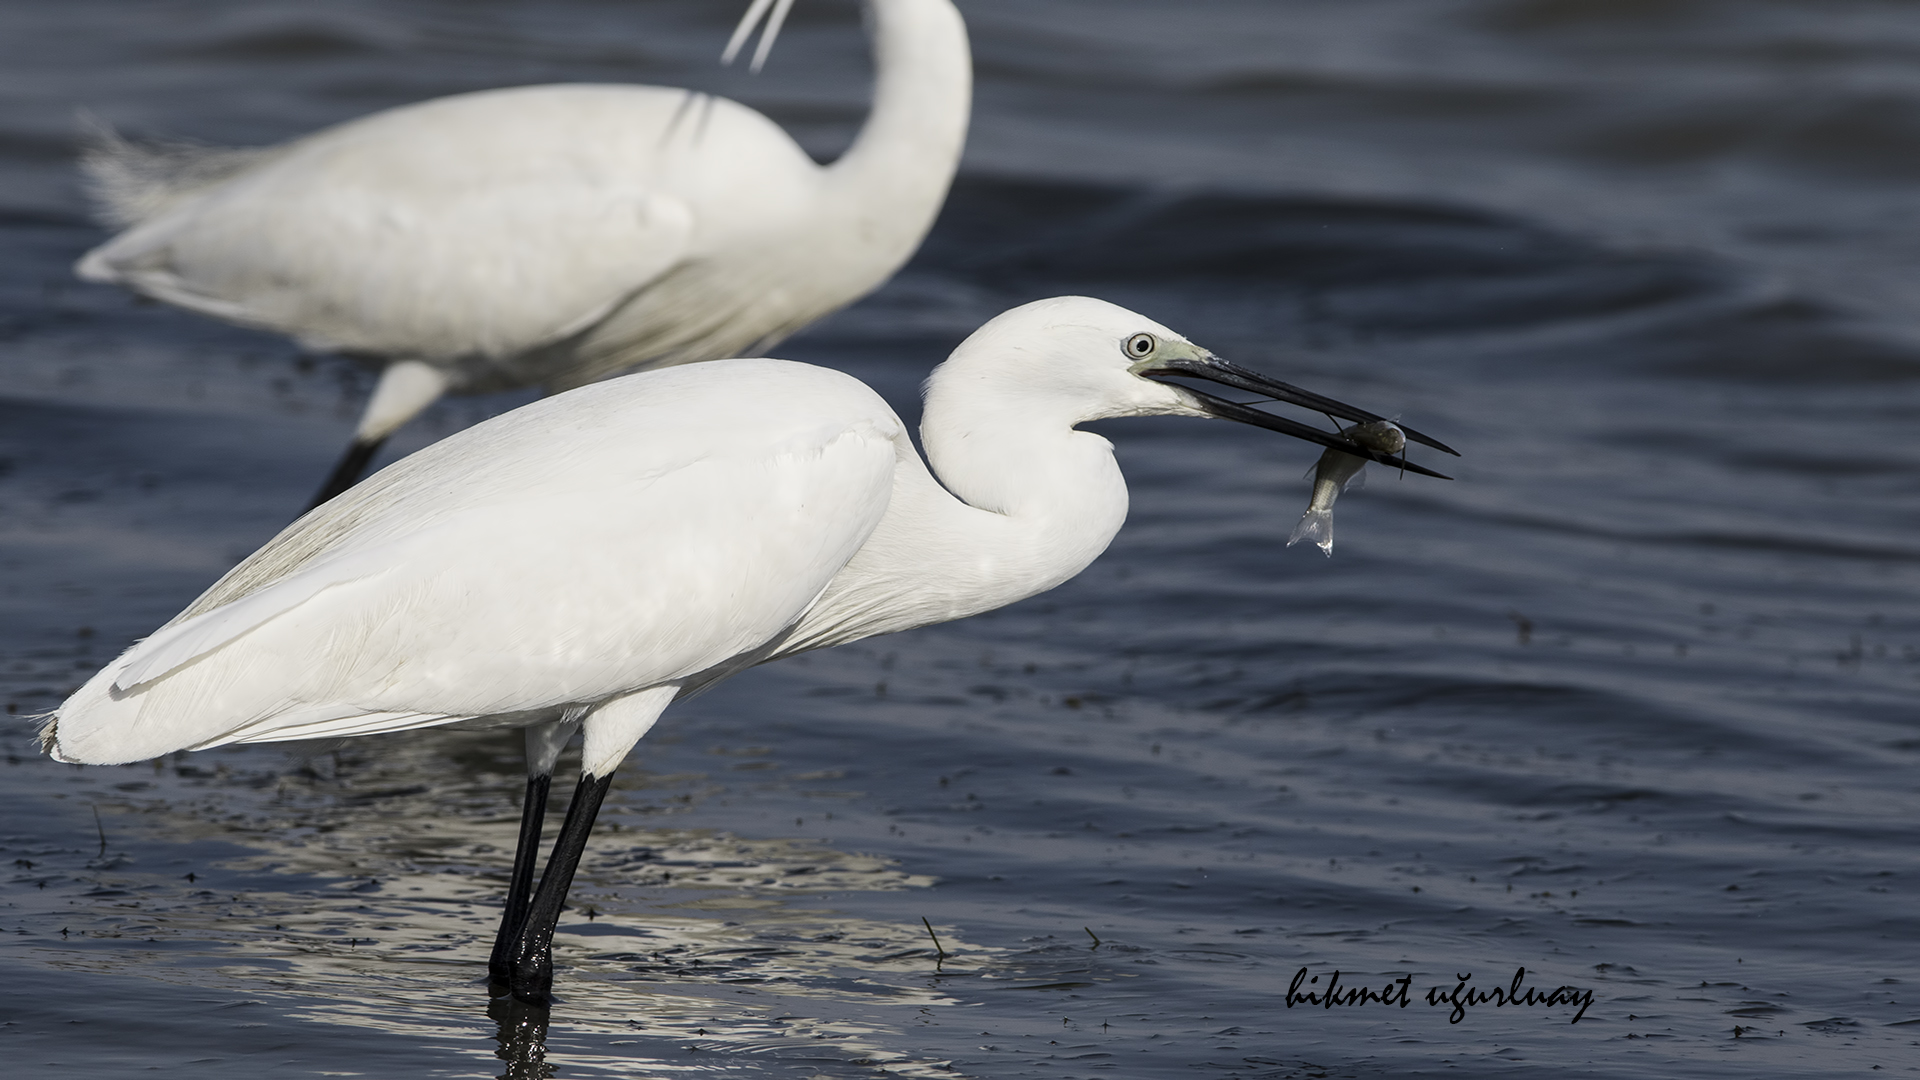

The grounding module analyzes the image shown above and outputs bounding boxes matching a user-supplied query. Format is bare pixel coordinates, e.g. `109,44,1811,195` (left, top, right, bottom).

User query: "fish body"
1287,420,1405,556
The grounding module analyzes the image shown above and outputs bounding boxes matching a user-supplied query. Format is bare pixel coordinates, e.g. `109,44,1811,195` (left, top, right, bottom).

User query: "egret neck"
825,0,972,266
915,388,1131,617
784,326,1149,655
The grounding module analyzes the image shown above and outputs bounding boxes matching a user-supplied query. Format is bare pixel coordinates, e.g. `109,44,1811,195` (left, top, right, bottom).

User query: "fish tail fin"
1288,509,1334,556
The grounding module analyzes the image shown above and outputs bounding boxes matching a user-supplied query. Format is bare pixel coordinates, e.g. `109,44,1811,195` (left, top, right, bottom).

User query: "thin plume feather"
722,0,776,66
721,0,796,73
751,0,799,73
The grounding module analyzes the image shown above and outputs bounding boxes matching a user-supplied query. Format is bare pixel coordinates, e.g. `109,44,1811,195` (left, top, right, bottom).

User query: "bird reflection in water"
489,996,556,1080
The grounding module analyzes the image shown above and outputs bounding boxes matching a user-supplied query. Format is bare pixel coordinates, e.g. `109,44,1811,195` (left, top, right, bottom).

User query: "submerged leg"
488,720,580,983
305,359,449,511
500,687,674,1005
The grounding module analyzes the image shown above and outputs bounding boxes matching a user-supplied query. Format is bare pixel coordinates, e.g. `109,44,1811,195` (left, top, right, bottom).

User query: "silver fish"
1287,420,1405,556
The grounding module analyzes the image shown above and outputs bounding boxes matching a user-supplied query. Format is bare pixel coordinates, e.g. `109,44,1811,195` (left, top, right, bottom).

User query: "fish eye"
1125,332,1158,359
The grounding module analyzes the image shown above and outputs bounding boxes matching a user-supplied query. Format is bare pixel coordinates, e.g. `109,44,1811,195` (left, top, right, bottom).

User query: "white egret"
75,0,971,508
40,297,1455,1004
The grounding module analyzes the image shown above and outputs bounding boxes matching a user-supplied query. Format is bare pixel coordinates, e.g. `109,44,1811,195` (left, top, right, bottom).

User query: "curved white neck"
825,0,971,240
914,396,1131,618
783,368,1129,654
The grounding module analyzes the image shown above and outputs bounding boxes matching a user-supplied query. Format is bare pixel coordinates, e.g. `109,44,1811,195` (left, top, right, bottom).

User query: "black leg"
487,772,554,984
503,771,616,1004
306,436,388,512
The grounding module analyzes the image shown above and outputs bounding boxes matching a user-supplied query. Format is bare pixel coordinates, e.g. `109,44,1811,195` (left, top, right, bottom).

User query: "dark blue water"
3,2,1919,1076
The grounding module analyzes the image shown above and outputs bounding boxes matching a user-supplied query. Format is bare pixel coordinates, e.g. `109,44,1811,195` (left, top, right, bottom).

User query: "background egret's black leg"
307,436,387,511
503,770,616,1005
487,771,552,983
305,358,450,512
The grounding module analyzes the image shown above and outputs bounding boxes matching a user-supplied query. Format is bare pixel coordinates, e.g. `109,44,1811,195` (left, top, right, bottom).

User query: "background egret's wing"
76,87,710,361
82,179,694,362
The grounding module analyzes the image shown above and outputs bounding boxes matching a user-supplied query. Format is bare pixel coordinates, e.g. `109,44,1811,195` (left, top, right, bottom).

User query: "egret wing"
112,548,394,692
49,361,904,765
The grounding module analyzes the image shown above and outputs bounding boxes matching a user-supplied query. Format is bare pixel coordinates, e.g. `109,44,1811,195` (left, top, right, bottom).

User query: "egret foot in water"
496,771,617,1004
486,720,578,990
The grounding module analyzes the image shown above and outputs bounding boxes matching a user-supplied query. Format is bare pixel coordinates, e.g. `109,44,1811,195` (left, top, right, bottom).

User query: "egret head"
929,296,1456,474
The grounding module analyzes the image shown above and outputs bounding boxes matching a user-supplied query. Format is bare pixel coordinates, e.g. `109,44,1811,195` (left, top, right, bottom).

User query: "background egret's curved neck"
829,0,971,213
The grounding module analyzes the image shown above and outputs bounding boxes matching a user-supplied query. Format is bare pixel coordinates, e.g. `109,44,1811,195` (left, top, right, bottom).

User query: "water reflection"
489,996,554,1080
3,727,989,1076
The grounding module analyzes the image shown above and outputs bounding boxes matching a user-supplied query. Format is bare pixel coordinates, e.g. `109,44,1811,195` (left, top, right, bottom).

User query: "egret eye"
1125,332,1158,359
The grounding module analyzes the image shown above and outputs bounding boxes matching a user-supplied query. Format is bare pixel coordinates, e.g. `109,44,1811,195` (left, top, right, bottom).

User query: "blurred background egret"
76,0,969,508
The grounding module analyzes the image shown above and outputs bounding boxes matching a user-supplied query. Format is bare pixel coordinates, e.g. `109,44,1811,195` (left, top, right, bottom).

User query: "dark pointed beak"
1141,354,1458,479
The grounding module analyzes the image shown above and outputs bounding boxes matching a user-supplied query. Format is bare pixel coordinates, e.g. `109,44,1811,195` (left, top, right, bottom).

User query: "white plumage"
42,296,1450,1002
48,294,1162,769
48,289,1449,772
76,0,971,503
53,357,900,766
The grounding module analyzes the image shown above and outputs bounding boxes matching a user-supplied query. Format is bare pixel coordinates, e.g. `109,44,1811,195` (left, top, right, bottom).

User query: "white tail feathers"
74,112,277,230
1288,509,1334,556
